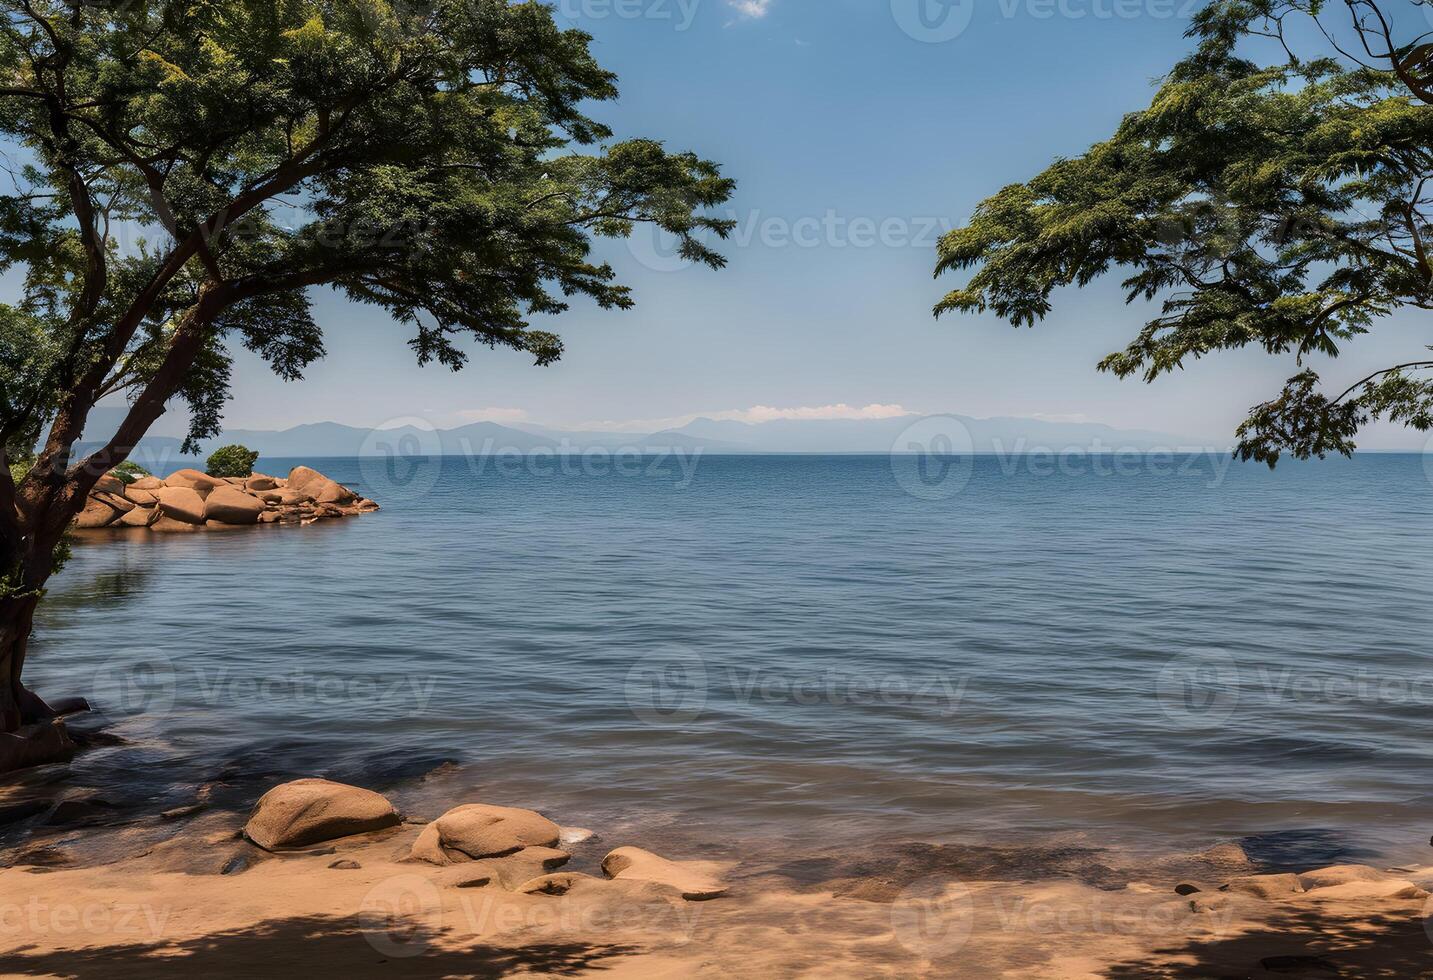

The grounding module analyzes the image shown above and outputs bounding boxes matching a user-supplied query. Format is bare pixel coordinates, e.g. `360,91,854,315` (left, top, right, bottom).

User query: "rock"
129,475,164,490
73,498,122,528
151,516,200,533
1174,883,1201,896
93,474,127,494
357,499,380,512
433,867,494,889
407,804,562,865
1297,864,1392,889
329,859,362,870
243,778,401,851
0,719,77,773
286,466,327,493
93,490,135,513
1222,873,1304,900
560,827,596,847
154,486,207,524
1200,842,1253,869
258,511,280,524
276,489,314,506
1305,879,1429,901
601,846,728,901
314,480,357,504
204,485,264,525
46,794,121,827
220,854,251,876
0,799,49,826
517,872,601,896
119,506,160,528
165,468,224,495
247,475,279,492
124,487,158,506
160,804,207,821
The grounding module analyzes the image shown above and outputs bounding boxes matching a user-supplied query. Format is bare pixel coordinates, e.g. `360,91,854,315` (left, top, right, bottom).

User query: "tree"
206,444,259,478
933,0,1433,465
0,0,734,744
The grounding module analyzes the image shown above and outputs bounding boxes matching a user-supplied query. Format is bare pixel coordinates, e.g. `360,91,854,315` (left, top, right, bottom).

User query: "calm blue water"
26,453,1433,862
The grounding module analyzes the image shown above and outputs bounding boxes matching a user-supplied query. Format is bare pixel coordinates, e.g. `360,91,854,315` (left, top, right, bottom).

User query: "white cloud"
456,407,530,424
730,0,773,17
580,403,913,432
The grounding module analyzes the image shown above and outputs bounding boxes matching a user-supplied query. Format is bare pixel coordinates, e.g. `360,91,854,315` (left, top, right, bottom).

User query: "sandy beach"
3,770,1430,979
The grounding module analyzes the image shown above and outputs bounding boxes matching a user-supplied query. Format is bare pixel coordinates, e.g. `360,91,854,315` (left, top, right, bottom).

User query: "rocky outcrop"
243,778,401,851
71,466,378,532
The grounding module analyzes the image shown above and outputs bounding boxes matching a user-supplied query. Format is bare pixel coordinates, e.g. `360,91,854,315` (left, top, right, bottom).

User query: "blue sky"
204,0,1430,446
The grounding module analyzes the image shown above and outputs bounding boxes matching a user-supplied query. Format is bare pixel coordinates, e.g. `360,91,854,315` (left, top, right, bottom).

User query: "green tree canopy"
934,0,1433,465
206,444,259,478
0,0,733,738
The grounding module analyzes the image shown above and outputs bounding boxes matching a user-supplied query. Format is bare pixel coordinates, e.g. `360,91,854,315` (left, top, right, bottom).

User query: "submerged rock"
1222,873,1304,900
243,778,401,851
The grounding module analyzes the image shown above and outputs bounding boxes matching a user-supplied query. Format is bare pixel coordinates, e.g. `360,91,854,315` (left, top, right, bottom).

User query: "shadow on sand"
1103,905,1431,978
0,913,643,978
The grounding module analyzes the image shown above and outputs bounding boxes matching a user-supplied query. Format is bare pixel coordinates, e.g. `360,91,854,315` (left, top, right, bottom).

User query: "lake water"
25,453,1433,866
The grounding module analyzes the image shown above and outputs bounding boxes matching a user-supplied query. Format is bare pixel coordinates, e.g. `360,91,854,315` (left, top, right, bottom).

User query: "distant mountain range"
68,407,1215,469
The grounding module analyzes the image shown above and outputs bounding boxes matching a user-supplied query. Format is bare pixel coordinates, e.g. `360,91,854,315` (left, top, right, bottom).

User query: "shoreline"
3,767,1430,977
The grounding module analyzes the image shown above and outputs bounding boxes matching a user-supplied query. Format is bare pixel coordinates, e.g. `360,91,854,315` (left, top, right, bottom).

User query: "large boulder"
93,474,127,495
119,506,160,528
601,846,729,901
285,466,327,493
408,803,561,865
74,498,122,528
164,468,223,496
153,486,207,525
288,466,356,505
124,486,158,507
92,491,134,514
129,475,164,490
243,778,401,851
204,485,264,525
151,516,199,533
246,474,279,492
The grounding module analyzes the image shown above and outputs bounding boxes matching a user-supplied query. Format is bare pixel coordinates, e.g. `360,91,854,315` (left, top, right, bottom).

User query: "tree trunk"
0,592,47,734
